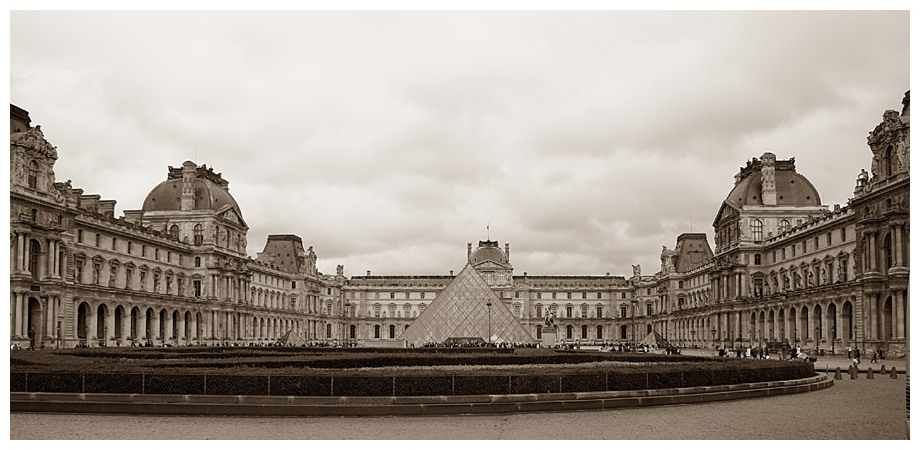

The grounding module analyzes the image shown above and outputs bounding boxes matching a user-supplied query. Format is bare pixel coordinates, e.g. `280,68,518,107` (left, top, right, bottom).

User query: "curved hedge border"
11,362,814,396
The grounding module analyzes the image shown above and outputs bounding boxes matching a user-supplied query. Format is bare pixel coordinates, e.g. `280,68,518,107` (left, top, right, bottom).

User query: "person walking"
846,345,852,359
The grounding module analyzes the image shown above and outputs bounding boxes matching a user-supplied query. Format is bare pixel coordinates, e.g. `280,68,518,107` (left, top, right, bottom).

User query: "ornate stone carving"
11,126,58,160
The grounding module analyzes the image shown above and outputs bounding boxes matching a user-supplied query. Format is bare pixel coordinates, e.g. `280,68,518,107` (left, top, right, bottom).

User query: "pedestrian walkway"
676,347,906,373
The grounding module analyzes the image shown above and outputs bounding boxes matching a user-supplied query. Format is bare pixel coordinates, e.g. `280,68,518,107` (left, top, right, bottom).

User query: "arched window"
751,219,763,241
566,325,574,339
779,219,791,234
374,325,380,339
886,145,894,176
169,225,179,240
581,325,588,339
326,323,332,338
389,325,396,339
596,325,603,340
27,160,38,189
349,325,356,339
620,325,628,339
193,224,203,245
754,253,761,265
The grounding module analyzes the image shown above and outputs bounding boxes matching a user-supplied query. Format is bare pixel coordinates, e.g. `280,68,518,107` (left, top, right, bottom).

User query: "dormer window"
27,160,38,189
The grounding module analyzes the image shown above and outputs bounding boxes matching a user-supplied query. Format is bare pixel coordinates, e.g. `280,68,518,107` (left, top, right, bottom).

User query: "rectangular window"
112,237,117,250
678,280,684,288
420,292,426,299
646,304,653,316
620,306,627,318
95,234,101,247
791,244,796,257
841,227,846,240
566,306,572,318
77,229,83,243
193,280,201,297
536,306,542,318
827,232,832,246
155,249,159,260
596,306,603,318
597,292,602,299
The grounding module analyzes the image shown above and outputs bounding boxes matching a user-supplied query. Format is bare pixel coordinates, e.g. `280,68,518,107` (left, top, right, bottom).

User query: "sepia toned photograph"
8,4,911,441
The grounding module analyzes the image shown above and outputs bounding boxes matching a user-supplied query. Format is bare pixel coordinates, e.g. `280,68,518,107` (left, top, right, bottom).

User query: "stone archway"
96,304,109,346
27,297,43,349
114,305,125,342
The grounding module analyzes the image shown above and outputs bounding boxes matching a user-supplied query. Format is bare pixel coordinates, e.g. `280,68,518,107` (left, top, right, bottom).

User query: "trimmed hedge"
10,362,814,396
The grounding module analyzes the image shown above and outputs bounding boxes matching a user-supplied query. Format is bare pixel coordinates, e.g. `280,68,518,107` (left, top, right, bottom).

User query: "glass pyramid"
400,264,537,346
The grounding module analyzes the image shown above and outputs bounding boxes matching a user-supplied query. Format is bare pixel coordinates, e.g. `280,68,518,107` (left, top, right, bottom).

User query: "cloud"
10,10,909,279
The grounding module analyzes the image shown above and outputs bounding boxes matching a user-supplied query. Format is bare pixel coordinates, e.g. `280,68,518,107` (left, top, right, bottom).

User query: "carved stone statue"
857,168,869,187
632,264,641,278
807,270,814,287
871,154,879,177
821,268,828,285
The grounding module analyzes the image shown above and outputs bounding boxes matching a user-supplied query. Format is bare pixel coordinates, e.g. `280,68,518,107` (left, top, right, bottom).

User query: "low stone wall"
11,364,814,396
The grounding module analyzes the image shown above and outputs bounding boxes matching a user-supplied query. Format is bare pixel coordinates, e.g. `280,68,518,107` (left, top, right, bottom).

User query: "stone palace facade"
8,92,909,356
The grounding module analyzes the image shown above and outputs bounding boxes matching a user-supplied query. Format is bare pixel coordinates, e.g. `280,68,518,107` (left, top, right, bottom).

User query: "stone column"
868,232,878,272
892,290,903,339
177,312,186,343
22,234,31,273
892,225,903,267
13,292,24,338
151,312,161,344
137,312,147,344
43,297,53,341
868,293,877,340
15,233,23,272
105,311,115,344
120,310,130,344
87,308,98,342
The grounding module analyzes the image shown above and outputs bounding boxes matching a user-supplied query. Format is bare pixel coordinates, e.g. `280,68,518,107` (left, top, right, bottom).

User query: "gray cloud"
10,10,909,278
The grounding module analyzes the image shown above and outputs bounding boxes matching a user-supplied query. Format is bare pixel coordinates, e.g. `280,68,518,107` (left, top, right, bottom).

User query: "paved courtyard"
11,377,908,440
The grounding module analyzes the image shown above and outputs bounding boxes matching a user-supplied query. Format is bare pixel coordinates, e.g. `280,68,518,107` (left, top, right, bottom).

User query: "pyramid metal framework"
399,264,537,346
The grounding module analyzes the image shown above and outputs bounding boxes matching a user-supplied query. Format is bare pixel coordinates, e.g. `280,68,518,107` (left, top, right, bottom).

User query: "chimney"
366,270,371,276
606,272,610,277
505,243,510,262
760,152,777,206
467,243,472,260
181,161,197,211
450,270,454,277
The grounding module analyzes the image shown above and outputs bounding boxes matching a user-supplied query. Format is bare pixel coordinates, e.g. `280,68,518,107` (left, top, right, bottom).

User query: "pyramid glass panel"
400,264,537,346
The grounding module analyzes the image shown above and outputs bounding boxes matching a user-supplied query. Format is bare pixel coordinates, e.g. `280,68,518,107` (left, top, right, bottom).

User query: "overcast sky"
10,10,909,278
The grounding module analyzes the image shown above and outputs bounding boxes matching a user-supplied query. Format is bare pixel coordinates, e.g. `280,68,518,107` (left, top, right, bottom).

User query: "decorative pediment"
11,126,58,160
216,205,248,228
470,259,512,270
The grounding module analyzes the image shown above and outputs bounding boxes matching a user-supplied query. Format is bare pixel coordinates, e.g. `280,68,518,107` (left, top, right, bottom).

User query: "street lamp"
486,301,492,345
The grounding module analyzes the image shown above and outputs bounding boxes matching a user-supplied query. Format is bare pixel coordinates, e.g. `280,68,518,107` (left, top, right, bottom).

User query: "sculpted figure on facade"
857,168,869,188
632,264,641,278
